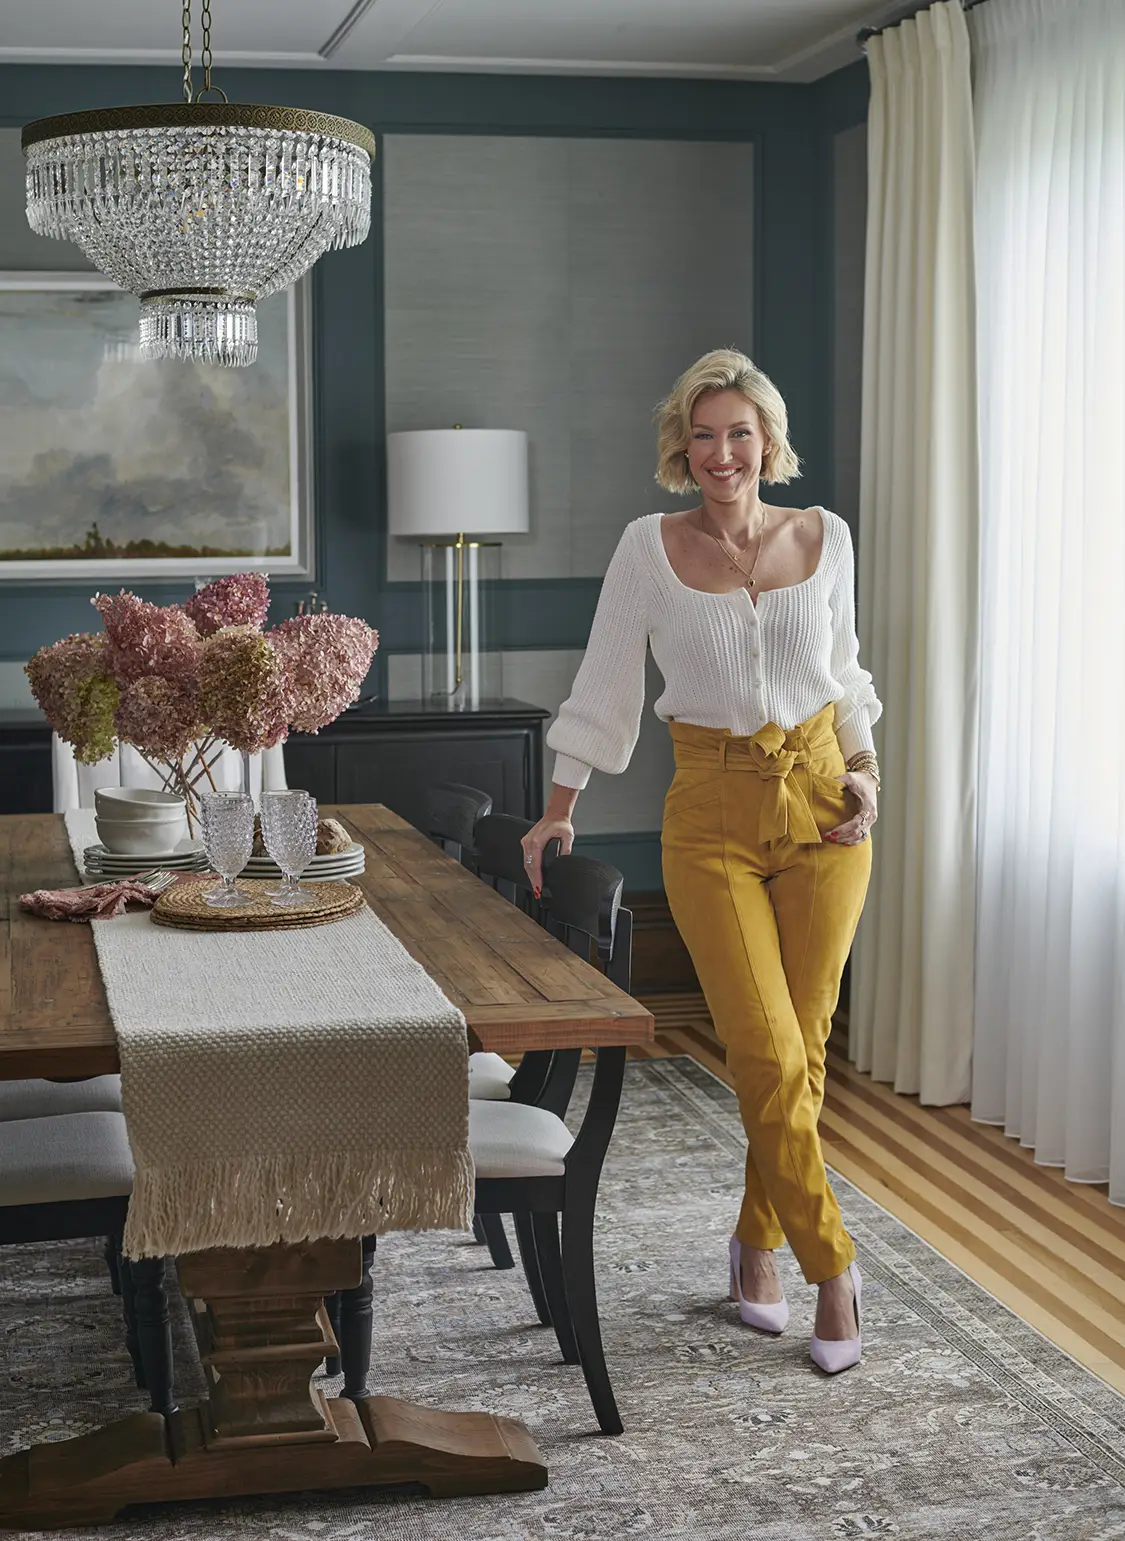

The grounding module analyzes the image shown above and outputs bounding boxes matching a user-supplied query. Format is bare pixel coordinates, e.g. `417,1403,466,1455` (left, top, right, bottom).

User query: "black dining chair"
0,1111,177,1419
472,812,568,1104
323,1236,377,1396
468,852,633,1435
0,1075,131,1299
469,813,575,1287
424,786,519,1259
426,781,493,868
428,787,516,1110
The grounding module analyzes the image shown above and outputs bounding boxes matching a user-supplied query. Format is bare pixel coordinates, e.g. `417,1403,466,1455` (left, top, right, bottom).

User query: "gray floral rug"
2,1058,1123,1540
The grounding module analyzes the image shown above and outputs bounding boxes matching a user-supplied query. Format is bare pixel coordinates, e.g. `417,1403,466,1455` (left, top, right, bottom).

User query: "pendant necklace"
698,504,769,590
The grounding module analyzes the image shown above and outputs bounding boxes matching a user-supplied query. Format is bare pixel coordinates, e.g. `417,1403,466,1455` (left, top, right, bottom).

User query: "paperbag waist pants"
661,705,871,1284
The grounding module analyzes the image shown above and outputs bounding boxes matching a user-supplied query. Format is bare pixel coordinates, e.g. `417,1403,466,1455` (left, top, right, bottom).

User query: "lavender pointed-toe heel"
810,1261,862,1374
728,1236,789,1334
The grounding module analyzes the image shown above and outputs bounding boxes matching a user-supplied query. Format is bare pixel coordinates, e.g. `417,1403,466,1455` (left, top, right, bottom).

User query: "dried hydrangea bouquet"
25,574,378,830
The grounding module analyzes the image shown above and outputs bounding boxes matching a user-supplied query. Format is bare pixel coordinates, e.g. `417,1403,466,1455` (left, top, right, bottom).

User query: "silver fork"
76,868,177,894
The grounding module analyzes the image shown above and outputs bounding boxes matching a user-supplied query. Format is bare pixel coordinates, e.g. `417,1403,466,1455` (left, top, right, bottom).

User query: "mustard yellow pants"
661,706,871,1284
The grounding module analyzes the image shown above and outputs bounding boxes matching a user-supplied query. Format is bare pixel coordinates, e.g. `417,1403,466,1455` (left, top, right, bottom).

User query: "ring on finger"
524,854,534,866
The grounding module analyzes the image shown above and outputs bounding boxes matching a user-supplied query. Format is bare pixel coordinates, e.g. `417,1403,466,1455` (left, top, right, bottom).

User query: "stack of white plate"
238,843,366,883
83,841,209,879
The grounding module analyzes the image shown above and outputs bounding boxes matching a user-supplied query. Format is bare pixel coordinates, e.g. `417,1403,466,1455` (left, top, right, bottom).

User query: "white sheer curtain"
970,0,1125,1201
850,0,980,1105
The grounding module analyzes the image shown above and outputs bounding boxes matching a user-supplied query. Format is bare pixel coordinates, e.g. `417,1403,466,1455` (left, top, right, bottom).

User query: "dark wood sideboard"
0,700,550,827
285,699,549,827
0,712,54,816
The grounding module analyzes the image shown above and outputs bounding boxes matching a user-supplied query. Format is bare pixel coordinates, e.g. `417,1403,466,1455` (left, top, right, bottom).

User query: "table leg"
0,1237,546,1529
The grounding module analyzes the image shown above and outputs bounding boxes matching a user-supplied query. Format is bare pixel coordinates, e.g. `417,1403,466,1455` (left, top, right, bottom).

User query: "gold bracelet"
846,753,881,786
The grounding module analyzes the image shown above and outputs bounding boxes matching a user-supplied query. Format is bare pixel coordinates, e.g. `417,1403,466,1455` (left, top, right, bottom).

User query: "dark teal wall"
0,60,867,696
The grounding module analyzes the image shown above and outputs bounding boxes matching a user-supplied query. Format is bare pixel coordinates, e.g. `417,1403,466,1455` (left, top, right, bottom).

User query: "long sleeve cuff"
551,753,593,791
836,709,876,762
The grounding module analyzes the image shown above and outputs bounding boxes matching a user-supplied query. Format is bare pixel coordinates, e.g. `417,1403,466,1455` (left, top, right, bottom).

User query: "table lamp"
388,427,529,709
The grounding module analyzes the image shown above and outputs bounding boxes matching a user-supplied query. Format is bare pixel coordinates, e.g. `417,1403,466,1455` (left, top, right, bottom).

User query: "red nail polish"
533,886,541,899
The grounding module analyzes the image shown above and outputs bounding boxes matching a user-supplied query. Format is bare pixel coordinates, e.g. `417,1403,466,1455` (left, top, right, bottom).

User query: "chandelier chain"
22,0,374,368
200,0,213,96
181,0,193,104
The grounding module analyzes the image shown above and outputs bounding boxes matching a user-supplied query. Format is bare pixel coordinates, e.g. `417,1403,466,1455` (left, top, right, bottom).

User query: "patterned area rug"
2,1057,1123,1540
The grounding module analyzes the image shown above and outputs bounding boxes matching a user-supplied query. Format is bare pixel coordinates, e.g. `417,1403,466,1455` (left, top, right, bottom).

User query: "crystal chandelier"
22,1,374,366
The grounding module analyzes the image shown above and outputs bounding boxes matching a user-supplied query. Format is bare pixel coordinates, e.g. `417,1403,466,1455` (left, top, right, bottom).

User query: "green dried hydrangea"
199,625,289,753
25,633,120,765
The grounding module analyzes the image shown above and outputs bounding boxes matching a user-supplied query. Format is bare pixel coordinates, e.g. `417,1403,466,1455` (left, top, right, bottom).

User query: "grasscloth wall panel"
383,134,754,583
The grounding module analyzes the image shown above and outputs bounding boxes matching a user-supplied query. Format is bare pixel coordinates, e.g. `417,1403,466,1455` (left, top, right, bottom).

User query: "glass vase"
134,737,228,837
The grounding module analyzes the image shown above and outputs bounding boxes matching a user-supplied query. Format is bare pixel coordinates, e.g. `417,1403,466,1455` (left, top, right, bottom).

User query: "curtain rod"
857,0,990,48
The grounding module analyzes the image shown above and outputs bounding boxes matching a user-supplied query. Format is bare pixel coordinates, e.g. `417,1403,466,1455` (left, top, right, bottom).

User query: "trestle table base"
0,1238,547,1529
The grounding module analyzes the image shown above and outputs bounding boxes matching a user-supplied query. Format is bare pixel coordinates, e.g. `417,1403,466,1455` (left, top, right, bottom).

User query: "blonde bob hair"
654,348,800,494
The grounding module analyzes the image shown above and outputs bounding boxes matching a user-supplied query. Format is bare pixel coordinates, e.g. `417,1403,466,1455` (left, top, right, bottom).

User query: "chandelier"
21,1,374,367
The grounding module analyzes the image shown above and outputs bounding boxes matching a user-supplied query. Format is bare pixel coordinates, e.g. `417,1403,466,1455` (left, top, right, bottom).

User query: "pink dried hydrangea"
115,677,205,764
31,584,378,767
269,614,378,733
25,633,120,765
184,573,270,637
199,626,290,753
92,591,201,686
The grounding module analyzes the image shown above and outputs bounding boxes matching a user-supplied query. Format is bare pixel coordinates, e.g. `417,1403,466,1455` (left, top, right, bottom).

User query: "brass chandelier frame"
22,103,376,159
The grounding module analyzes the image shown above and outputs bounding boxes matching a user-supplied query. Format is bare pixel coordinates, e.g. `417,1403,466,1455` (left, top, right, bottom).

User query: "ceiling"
0,0,889,84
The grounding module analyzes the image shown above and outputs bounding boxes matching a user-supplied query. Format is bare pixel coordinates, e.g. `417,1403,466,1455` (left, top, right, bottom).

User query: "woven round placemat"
150,878,366,932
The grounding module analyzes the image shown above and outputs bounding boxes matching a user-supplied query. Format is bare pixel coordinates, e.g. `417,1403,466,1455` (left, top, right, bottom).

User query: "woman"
521,349,880,1375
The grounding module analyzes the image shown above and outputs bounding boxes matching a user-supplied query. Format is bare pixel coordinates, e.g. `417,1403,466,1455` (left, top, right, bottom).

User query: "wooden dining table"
0,804,654,1529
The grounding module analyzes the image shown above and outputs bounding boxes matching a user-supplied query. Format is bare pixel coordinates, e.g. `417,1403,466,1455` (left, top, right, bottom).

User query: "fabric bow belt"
669,711,840,847
736,723,825,846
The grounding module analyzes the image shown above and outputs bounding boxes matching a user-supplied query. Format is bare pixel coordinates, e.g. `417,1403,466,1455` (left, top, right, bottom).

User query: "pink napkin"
20,880,160,922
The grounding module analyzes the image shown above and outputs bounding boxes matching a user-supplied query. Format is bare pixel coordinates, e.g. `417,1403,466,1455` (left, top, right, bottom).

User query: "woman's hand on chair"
521,787,579,896
827,771,878,846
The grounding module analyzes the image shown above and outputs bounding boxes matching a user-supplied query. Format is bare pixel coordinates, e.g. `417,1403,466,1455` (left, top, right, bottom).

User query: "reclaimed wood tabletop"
0,804,653,1082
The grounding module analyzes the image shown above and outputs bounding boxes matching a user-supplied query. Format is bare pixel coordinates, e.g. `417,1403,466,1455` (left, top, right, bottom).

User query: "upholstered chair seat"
0,1076,123,1123
0,1111,177,1419
468,1100,574,1180
0,1111,134,1207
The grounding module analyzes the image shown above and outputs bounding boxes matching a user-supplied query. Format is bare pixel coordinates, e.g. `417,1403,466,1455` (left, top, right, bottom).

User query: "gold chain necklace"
698,504,769,589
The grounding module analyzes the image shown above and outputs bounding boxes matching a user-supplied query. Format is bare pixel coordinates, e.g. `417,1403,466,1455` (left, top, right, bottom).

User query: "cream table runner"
65,810,472,1258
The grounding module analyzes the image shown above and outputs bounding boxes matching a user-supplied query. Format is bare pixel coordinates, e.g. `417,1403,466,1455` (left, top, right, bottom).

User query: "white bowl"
95,811,188,856
94,787,186,820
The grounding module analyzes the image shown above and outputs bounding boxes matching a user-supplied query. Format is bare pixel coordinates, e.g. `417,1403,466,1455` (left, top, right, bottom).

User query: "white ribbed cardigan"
548,509,882,790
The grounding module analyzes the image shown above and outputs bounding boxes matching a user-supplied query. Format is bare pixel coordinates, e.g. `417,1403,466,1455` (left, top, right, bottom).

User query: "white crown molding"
0,46,332,68
381,53,784,79
768,17,867,79
0,9,867,84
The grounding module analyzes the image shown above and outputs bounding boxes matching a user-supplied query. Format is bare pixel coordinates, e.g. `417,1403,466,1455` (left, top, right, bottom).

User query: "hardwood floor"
633,991,1125,1396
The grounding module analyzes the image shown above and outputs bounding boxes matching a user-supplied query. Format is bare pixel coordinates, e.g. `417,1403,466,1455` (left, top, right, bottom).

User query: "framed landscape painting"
0,272,313,580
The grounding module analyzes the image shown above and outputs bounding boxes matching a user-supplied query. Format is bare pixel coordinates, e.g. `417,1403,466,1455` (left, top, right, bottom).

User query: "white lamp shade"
387,429,529,538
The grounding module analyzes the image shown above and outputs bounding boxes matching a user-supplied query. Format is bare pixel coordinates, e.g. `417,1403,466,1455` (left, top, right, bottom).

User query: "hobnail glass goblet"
261,790,318,908
201,791,254,908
